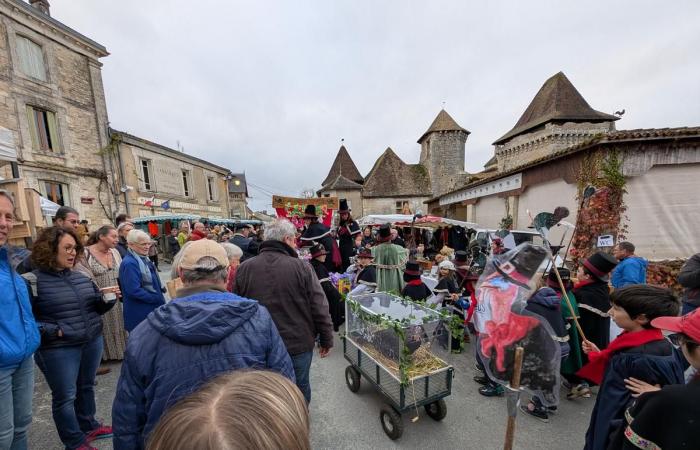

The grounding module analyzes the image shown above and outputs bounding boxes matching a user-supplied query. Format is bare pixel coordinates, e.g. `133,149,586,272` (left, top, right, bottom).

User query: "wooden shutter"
26,106,39,150
46,111,59,152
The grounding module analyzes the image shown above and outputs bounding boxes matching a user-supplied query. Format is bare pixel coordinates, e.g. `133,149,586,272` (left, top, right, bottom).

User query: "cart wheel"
424,399,447,421
379,405,403,440
345,366,361,393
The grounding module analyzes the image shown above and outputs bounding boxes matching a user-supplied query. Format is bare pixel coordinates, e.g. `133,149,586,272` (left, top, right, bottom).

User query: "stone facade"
419,129,469,195
495,121,614,171
362,196,431,215
320,188,363,217
113,131,231,219
0,0,116,225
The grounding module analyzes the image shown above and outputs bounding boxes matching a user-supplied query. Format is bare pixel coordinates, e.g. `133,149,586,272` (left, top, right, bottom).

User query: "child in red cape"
579,285,684,450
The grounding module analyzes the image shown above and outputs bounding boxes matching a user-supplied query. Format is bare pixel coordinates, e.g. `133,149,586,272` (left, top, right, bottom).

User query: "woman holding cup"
24,226,116,449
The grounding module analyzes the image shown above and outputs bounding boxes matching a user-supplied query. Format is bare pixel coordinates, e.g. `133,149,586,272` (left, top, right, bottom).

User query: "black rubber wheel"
424,399,447,421
345,366,361,393
379,405,404,440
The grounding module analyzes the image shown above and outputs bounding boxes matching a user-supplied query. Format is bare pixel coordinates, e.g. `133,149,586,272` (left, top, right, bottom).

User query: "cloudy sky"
52,1,700,212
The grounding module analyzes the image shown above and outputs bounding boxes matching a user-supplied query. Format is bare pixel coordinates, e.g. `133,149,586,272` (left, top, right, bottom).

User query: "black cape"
401,282,432,302
433,276,459,294
356,265,377,287
337,220,360,272
573,280,612,351
301,222,336,272
310,258,343,331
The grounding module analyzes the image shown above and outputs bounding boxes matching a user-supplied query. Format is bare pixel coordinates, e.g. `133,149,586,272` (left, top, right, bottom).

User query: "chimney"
29,0,50,16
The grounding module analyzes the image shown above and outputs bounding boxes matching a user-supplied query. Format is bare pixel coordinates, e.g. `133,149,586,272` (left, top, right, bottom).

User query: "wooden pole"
503,346,524,450
548,257,587,342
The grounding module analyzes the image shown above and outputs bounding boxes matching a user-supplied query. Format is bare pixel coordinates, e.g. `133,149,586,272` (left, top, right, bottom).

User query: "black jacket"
337,220,360,270
166,235,180,256
116,238,128,258
402,282,432,302
526,288,570,357
229,234,259,261
25,269,114,349
300,222,336,272
574,280,612,350
310,258,344,330
678,253,700,306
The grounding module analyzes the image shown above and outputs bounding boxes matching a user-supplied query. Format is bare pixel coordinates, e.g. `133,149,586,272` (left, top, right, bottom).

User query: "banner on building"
272,195,338,228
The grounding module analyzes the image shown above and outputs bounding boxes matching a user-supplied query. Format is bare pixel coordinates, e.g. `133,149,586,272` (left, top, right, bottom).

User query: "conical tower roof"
321,145,364,187
417,109,469,143
493,72,618,145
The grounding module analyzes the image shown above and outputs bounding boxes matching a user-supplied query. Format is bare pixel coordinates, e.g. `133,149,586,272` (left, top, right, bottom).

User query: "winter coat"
584,339,684,450
234,240,334,355
526,288,570,358
310,258,344,330
187,229,207,241
611,256,648,289
228,233,258,261
678,253,700,306
116,237,128,259
119,252,165,332
337,219,360,271
25,268,114,349
574,280,612,350
166,235,180,256
0,247,40,369
300,222,338,272
402,282,432,302
112,286,294,450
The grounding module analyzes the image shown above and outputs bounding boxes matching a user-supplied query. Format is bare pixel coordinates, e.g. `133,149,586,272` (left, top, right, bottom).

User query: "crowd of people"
1,188,699,449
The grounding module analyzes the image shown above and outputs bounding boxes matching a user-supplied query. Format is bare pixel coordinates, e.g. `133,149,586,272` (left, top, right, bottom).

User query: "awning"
40,196,61,216
131,214,201,224
357,214,477,229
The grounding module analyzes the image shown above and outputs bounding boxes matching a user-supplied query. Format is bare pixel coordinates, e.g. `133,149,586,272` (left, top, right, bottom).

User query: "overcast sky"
52,1,700,212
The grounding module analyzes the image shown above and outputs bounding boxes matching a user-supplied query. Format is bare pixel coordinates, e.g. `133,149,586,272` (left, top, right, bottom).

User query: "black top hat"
376,224,392,242
455,250,468,263
338,199,350,213
582,252,618,282
547,267,572,291
304,204,318,220
492,243,548,290
357,248,374,259
404,261,421,277
310,244,327,258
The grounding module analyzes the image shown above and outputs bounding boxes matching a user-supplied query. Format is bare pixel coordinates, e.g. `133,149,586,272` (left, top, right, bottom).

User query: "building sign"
439,173,522,206
137,197,222,214
153,158,186,196
597,235,614,248
80,197,94,205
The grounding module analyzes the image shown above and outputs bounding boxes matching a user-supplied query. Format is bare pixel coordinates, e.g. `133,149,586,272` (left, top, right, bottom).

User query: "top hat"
310,244,327,258
455,250,468,263
304,204,318,220
376,224,392,242
356,248,374,259
492,243,548,290
547,267,572,291
582,252,618,282
338,199,350,213
404,261,421,276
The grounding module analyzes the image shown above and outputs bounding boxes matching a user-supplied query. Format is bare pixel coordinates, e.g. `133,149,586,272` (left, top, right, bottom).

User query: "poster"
272,195,338,228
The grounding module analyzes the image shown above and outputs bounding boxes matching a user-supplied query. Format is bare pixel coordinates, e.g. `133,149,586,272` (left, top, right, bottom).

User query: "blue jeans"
0,357,34,450
290,351,313,403
34,336,103,449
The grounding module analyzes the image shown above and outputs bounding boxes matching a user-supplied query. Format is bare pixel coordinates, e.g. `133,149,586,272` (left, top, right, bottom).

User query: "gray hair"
0,190,15,208
220,242,243,261
126,228,150,244
171,241,192,279
264,219,296,242
181,256,228,284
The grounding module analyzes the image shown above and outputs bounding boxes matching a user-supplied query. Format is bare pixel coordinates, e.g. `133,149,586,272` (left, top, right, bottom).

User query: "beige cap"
178,239,229,270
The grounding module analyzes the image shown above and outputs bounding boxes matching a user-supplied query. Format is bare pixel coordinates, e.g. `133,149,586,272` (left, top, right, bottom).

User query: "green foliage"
499,215,513,231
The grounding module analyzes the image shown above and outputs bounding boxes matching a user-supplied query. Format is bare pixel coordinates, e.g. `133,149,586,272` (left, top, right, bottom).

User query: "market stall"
358,214,476,229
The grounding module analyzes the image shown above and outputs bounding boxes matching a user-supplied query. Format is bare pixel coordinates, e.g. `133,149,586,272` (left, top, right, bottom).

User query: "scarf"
573,279,595,290
406,279,424,286
128,249,156,293
577,328,664,384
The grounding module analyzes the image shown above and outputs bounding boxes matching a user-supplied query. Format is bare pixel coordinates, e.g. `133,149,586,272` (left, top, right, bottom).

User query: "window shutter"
26,106,39,150
46,111,59,152
16,36,47,81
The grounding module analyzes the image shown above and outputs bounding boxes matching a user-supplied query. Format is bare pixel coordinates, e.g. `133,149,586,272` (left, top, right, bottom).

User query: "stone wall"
362,196,430,215
420,130,468,195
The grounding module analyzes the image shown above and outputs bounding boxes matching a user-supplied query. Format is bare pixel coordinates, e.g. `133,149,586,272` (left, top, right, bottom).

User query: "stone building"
111,130,231,219
227,172,249,219
427,72,700,260
317,109,470,215
0,0,118,225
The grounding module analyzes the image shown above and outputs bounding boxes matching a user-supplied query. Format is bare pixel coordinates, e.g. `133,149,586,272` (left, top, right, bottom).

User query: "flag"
144,196,155,207
161,200,170,210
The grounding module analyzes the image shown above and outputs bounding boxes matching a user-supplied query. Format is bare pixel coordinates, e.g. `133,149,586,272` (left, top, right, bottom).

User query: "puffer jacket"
112,287,294,450
26,268,113,349
611,256,648,289
0,246,40,369
526,287,570,358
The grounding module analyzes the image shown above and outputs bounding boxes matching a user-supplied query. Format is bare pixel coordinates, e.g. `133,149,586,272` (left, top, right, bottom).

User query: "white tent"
40,196,61,217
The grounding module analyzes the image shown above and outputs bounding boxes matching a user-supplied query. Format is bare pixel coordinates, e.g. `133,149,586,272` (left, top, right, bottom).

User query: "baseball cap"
651,309,700,343
178,239,229,270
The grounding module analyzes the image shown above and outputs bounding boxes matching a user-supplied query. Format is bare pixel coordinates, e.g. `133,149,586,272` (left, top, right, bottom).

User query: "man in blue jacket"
0,191,40,450
612,241,648,289
112,239,294,450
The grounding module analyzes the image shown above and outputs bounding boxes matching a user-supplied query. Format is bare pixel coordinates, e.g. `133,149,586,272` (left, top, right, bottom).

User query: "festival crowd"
1,191,699,450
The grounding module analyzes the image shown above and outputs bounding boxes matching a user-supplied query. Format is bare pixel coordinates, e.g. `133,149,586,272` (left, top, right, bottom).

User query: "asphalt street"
29,264,594,450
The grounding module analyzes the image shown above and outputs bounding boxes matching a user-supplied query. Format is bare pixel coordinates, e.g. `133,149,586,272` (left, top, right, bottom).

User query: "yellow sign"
272,195,338,209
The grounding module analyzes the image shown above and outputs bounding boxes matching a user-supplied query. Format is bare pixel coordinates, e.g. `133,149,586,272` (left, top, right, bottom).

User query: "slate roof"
362,148,431,198
493,72,619,145
319,174,363,192
227,173,248,196
418,109,469,143
321,145,364,186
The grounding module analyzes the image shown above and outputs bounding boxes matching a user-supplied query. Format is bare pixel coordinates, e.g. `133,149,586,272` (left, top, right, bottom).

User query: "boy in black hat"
401,261,432,302
308,244,344,331
336,199,360,272
348,249,376,297
300,204,338,272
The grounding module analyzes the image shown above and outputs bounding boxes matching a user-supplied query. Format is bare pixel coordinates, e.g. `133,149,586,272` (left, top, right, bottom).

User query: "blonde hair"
146,371,310,450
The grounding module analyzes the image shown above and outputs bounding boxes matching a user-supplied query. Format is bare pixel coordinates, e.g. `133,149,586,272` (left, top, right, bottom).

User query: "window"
182,170,191,197
395,201,404,214
140,158,153,191
207,176,216,201
16,36,47,81
26,106,59,152
44,181,68,206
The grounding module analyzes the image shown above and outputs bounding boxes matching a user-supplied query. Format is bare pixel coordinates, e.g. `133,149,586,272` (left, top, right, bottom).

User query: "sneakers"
85,425,113,442
520,401,549,423
473,375,490,385
566,383,592,400
478,383,504,397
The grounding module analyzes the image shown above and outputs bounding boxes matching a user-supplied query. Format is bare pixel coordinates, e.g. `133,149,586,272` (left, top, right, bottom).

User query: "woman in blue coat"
118,229,165,332
27,227,116,449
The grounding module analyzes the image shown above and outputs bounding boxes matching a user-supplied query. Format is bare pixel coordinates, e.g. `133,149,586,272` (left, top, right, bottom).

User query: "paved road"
29,264,594,449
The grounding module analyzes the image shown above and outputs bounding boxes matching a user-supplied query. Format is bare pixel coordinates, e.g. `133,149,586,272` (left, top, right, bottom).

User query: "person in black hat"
308,244,344,332
348,249,377,297
336,199,360,272
300,205,338,272
568,251,618,399
228,223,259,262
401,261,431,302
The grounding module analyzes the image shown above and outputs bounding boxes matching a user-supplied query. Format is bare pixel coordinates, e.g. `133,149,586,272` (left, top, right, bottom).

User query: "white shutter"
16,36,47,81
